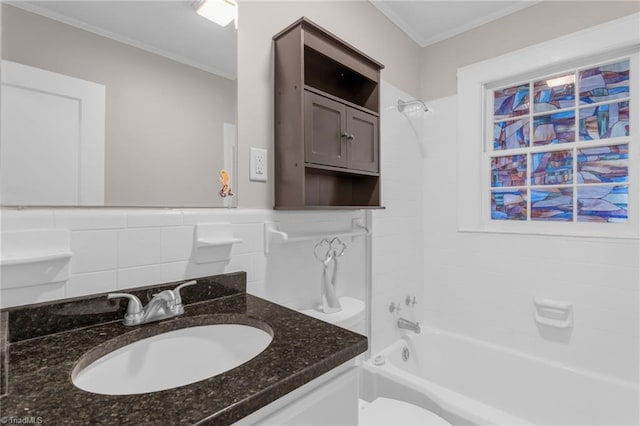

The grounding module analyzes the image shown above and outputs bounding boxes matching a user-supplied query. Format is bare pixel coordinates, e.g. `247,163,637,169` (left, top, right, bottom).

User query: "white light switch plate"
250,147,267,182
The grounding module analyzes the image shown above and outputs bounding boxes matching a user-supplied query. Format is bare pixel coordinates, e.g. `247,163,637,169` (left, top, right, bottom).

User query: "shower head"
397,99,429,113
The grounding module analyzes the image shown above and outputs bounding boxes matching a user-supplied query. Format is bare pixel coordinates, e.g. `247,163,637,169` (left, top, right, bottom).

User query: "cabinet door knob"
347,134,355,140
341,132,349,138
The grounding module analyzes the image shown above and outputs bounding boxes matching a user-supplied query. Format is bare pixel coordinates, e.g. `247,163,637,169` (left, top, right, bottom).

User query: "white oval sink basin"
72,323,272,395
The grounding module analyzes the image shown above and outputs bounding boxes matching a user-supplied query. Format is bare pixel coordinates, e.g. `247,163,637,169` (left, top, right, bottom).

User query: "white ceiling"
9,1,542,80
370,0,542,47
8,1,237,80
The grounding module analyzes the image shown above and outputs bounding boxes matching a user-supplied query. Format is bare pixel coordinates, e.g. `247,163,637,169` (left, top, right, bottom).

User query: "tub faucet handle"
389,301,402,314
405,296,417,307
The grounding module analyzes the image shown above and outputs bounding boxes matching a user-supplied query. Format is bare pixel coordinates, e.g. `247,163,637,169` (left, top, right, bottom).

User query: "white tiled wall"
1,209,367,310
370,81,426,355
3,83,635,388
423,95,640,383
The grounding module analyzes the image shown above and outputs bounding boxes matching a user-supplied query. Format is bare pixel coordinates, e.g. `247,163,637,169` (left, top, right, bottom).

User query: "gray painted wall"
6,2,637,209
420,1,640,100
236,1,422,208
2,5,237,207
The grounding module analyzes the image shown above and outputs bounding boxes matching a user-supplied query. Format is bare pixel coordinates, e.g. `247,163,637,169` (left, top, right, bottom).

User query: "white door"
1,60,105,205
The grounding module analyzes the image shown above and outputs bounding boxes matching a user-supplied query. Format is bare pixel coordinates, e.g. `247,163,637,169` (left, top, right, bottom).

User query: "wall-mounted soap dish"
533,298,573,329
1,229,72,289
193,223,242,264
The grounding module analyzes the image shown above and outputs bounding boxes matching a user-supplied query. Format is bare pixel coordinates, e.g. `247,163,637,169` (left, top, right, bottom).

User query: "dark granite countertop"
0,273,367,425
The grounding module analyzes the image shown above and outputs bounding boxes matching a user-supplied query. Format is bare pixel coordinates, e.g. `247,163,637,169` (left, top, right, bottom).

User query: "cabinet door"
346,108,378,173
305,91,347,168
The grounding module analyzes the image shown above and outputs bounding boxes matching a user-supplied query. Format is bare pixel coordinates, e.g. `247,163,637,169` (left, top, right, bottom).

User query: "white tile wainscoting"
0,208,368,310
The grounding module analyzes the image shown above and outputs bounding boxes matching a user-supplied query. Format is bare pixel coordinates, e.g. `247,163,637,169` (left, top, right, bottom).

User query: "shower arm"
397,99,429,113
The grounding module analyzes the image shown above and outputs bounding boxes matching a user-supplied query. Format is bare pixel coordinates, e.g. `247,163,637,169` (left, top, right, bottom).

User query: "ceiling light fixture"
194,0,237,27
546,74,575,88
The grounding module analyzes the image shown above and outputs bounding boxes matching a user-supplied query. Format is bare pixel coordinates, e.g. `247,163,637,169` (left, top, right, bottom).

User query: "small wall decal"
218,169,234,198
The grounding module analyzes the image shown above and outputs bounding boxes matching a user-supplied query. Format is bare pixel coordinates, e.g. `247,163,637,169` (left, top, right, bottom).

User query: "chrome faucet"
108,280,197,326
397,317,421,334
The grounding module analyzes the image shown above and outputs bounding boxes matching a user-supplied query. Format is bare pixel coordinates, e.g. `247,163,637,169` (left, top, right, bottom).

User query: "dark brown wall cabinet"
273,17,384,209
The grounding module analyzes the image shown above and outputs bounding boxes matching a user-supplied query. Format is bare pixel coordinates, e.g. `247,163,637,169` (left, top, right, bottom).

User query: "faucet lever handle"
108,293,144,325
173,280,197,305
108,293,143,314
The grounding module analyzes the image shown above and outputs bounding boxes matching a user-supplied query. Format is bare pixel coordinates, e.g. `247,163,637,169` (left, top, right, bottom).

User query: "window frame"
458,13,639,239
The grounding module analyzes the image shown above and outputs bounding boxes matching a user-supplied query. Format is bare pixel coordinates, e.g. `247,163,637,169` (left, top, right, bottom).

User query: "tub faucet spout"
397,317,421,334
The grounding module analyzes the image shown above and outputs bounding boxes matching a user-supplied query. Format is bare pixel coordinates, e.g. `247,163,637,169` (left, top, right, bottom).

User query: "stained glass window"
533,111,576,145
579,101,629,140
579,60,629,104
491,189,527,220
577,144,628,183
493,118,530,150
577,185,628,223
534,73,575,112
489,58,631,223
491,155,527,187
494,84,529,120
531,150,573,185
531,188,573,222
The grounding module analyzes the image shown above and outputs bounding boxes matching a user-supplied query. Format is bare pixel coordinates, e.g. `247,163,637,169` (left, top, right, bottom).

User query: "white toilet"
300,296,366,334
359,397,451,425
301,301,450,426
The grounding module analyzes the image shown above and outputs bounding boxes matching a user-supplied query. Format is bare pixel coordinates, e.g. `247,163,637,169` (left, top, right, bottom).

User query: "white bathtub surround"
407,16,640,423
359,397,450,425
364,328,639,425
424,85,639,383
0,208,367,310
370,81,426,356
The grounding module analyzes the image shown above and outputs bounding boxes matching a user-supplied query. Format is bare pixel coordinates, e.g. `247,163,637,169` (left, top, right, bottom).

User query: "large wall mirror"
1,1,237,207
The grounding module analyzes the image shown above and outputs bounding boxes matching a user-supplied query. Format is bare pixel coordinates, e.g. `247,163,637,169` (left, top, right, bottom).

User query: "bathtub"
361,327,639,425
